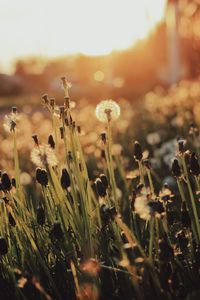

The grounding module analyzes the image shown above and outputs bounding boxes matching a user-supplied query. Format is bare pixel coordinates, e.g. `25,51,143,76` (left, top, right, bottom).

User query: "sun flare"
0,0,166,71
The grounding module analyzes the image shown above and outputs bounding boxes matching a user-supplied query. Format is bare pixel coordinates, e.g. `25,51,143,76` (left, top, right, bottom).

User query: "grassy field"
0,78,200,300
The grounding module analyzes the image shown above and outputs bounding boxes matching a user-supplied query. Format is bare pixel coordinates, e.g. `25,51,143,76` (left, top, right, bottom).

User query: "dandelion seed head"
31,144,58,168
134,192,151,220
95,100,120,123
3,112,20,133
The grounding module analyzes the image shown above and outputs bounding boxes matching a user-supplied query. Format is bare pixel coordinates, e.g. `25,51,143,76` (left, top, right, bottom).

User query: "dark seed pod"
100,204,111,224
181,202,191,228
190,152,200,176
60,127,64,139
77,125,81,134
50,221,64,240
0,237,8,255
101,150,106,159
101,133,106,144
159,236,174,261
143,159,151,169
134,141,143,161
12,106,17,114
48,135,55,149
11,177,16,188
149,201,164,214
50,98,55,108
60,168,71,189
100,174,108,189
8,212,16,227
37,205,45,225
95,178,107,197
36,168,48,186
109,206,117,220
1,172,12,191
41,94,49,104
172,158,181,177
32,134,39,146
178,139,185,153
131,190,137,211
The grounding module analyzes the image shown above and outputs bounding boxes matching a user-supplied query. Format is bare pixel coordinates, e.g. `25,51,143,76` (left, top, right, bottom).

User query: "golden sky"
0,0,166,72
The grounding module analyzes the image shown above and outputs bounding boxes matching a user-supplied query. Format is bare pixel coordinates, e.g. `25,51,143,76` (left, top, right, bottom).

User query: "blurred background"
1,0,200,108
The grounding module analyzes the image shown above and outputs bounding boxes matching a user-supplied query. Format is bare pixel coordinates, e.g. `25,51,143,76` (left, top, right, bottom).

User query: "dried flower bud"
48,135,55,149
172,159,181,177
143,159,151,169
8,212,16,227
60,127,64,139
134,141,143,161
68,151,73,161
181,202,191,228
109,206,117,220
77,125,81,134
178,139,185,153
60,168,71,189
12,106,17,114
59,106,65,119
37,204,45,225
50,221,64,240
32,134,39,146
99,174,108,189
95,178,107,197
101,133,106,144
42,94,49,104
101,150,106,159
0,237,8,255
50,98,55,108
190,152,200,176
11,177,16,188
36,168,48,186
1,172,12,191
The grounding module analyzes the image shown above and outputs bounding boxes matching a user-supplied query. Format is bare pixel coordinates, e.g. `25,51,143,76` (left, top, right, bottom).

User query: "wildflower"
31,144,58,168
36,168,48,186
133,141,143,161
171,158,181,177
60,168,71,189
48,135,55,149
95,100,120,123
0,237,8,255
190,152,200,176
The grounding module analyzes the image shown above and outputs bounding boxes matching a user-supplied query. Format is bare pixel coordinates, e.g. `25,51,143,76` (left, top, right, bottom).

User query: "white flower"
95,100,120,123
31,144,58,167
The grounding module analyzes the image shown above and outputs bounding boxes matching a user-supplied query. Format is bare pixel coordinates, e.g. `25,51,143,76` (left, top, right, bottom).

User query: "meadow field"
0,77,200,299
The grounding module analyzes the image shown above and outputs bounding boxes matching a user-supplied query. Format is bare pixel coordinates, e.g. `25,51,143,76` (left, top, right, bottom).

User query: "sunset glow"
0,0,166,71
